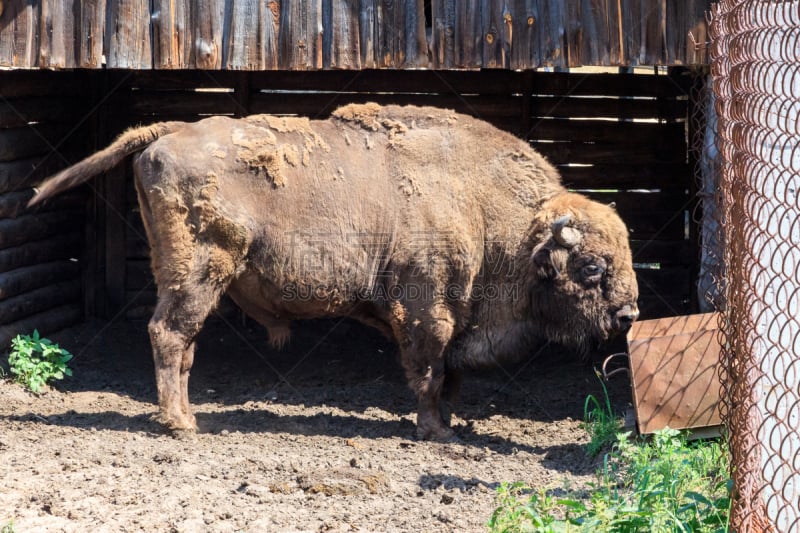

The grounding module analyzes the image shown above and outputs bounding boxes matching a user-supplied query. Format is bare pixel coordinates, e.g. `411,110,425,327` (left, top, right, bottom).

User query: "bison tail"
28,121,184,207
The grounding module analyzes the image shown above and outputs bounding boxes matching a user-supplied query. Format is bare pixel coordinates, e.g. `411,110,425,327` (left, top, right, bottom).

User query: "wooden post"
684,66,704,314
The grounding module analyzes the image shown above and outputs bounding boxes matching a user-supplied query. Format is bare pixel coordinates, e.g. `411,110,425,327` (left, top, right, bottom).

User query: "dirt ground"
0,314,632,532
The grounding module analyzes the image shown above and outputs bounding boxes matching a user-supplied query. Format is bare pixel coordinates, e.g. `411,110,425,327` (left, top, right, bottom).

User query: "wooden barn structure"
0,1,712,346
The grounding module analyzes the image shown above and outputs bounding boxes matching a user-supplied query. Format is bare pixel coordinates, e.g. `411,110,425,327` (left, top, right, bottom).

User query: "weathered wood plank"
620,0,640,65
358,0,378,68
608,0,624,64
113,69,238,90
0,96,88,128
532,141,686,165
530,95,686,120
151,0,190,68
78,0,106,67
537,0,565,66
0,210,83,250
454,0,483,68
287,69,687,95
558,162,690,189
0,155,66,194
0,190,83,219
579,0,610,66
0,304,82,347
631,239,693,266
369,0,426,68
480,0,502,68
406,0,428,67
0,71,86,99
508,0,540,70
278,0,323,69
0,125,71,162
564,0,581,67
193,1,225,69
376,0,405,67
637,292,690,319
532,71,690,96
106,0,152,68
113,89,239,116
250,91,525,120
578,189,688,211
431,0,456,68
642,0,665,65
637,267,692,298
684,0,708,65
577,191,689,240
39,0,77,68
0,232,83,274
529,118,686,145
225,0,267,70
0,260,81,300
0,280,81,325
1,0,40,67
323,0,361,69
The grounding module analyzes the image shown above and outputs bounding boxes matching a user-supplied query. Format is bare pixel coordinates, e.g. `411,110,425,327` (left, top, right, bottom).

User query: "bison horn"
552,215,582,248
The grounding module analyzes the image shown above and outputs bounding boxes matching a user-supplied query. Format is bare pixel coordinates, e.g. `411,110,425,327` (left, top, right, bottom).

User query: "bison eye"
581,263,605,283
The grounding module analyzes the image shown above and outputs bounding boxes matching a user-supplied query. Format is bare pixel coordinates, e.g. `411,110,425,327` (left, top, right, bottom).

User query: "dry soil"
1,315,631,532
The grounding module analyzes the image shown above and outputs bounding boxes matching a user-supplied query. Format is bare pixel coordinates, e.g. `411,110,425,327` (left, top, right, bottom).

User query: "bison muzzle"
30,103,639,441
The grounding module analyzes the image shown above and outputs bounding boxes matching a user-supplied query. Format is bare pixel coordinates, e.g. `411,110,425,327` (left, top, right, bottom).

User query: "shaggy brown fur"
30,104,639,441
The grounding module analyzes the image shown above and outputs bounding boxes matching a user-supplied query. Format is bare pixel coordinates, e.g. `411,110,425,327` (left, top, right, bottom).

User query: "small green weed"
581,370,622,456
489,428,731,533
1,520,15,533
7,330,73,393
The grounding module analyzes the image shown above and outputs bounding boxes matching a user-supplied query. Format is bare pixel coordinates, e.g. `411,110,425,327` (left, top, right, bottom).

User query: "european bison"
31,104,638,440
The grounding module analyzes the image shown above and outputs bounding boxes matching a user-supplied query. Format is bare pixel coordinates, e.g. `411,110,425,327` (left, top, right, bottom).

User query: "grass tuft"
489,428,731,533
581,370,622,457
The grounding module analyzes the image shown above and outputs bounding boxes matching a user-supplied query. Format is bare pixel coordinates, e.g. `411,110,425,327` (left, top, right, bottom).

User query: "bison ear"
552,215,582,248
532,244,559,280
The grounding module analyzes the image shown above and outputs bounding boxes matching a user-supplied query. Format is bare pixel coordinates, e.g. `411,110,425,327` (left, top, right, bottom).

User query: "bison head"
528,193,639,353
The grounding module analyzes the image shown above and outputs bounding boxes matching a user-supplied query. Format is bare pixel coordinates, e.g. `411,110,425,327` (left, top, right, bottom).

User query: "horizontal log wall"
0,71,90,348
106,68,696,320
0,0,710,70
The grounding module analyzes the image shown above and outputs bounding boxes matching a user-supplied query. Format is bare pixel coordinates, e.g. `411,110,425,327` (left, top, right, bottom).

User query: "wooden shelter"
0,1,712,344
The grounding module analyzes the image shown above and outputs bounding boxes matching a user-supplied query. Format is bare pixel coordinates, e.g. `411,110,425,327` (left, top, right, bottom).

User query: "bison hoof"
416,424,457,442
170,428,199,441
151,412,197,433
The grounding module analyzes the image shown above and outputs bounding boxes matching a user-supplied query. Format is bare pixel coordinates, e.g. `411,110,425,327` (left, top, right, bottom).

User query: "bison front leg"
392,302,457,441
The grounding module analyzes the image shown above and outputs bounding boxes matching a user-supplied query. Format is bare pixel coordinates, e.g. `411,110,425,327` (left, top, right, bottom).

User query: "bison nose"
614,305,639,332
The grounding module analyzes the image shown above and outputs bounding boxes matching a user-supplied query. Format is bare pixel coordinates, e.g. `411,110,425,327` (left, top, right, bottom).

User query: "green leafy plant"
489,428,731,533
7,330,73,393
581,370,622,456
1,521,15,533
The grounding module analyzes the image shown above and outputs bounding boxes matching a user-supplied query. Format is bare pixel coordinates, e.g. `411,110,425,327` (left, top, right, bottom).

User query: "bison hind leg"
148,282,229,433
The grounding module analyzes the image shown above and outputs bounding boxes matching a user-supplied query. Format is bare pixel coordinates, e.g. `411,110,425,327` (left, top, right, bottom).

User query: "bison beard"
29,103,639,441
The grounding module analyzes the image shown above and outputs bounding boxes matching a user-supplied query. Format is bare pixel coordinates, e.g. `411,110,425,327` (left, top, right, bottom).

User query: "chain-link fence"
705,2,800,531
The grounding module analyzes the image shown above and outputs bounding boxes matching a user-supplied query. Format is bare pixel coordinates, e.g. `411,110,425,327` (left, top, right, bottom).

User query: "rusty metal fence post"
708,2,800,531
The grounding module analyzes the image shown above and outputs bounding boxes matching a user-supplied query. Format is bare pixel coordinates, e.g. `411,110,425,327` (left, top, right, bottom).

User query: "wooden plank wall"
0,0,710,69
100,68,696,321
0,71,89,347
